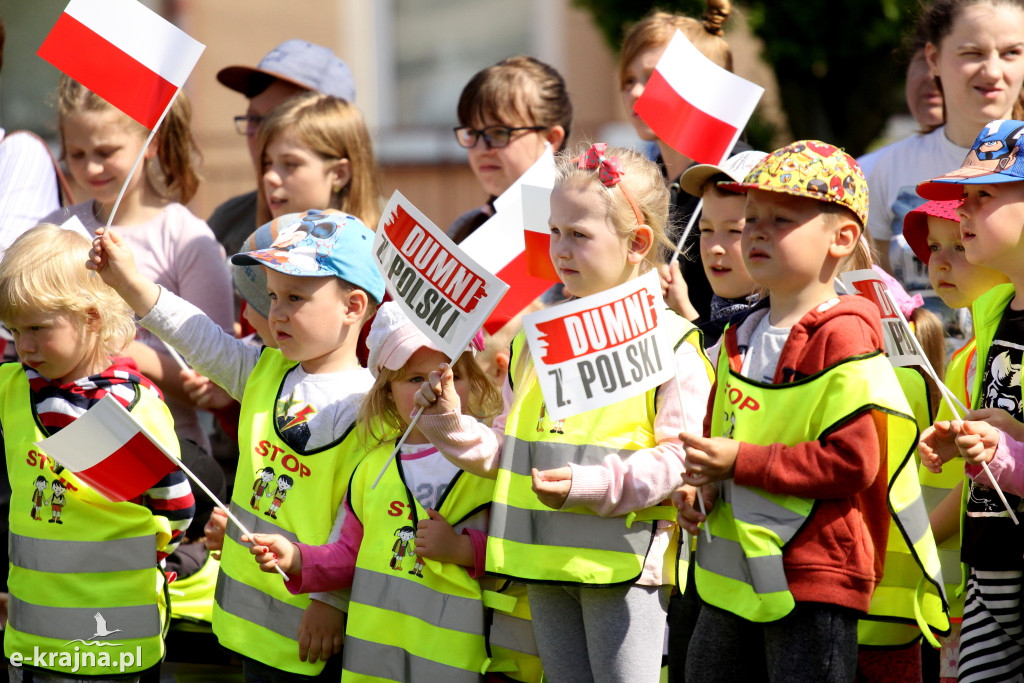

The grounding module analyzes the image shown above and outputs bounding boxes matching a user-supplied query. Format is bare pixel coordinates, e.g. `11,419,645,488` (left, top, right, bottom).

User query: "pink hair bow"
578,143,624,187
871,265,924,318
469,330,485,353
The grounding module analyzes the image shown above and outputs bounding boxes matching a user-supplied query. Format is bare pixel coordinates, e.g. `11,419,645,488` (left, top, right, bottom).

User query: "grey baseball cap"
217,39,356,102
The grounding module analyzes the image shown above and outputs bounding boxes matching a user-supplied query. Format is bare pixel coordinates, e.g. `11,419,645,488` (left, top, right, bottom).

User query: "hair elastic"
576,143,647,229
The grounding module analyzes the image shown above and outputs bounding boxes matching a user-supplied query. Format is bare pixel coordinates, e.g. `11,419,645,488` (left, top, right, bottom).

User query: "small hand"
181,369,235,411
203,507,228,555
964,408,1024,444
919,420,964,473
86,226,159,315
244,532,301,575
298,599,344,663
955,419,1001,466
415,509,473,567
672,484,718,535
659,258,698,321
531,466,572,509
413,363,462,416
679,432,738,485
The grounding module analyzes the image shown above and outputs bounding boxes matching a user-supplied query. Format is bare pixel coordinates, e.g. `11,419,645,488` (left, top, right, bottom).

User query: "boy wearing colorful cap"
88,208,383,680
917,119,1024,682
675,141,932,681
670,149,767,344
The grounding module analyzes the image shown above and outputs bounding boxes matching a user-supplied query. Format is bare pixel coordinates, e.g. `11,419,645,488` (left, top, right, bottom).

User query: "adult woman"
867,0,1024,283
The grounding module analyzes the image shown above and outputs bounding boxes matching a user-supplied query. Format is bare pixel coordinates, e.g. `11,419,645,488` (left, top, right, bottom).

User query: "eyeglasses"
452,125,546,149
233,115,264,136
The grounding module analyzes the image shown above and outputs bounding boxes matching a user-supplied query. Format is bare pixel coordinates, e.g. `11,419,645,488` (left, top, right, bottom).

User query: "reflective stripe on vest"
343,439,496,682
697,348,940,629
11,532,157,573
8,595,159,641
2,363,174,674
483,581,543,683
490,316,709,586
214,349,359,676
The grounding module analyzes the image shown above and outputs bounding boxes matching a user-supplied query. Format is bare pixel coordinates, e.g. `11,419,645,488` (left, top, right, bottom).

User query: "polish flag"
34,394,179,503
634,30,763,165
461,149,559,334
38,0,205,130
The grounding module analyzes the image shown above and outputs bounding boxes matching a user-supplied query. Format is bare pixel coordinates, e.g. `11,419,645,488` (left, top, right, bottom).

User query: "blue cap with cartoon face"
231,209,385,304
918,119,1024,200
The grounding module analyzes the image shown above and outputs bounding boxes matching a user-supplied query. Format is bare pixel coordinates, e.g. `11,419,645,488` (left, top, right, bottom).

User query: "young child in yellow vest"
413,142,714,682
673,141,926,681
917,118,1024,682
88,208,384,681
0,224,192,682
246,302,528,682
903,197,1008,682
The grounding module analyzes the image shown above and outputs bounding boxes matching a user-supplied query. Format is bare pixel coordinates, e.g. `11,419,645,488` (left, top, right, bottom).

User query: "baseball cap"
902,199,961,264
917,119,1024,200
720,140,869,227
231,209,385,304
231,221,278,318
217,39,356,102
679,150,769,197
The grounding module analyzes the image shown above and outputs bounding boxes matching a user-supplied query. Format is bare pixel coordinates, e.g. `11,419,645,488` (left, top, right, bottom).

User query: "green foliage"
573,0,923,155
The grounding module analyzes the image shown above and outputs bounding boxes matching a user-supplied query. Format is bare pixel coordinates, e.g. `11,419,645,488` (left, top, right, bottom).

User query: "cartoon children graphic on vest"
536,403,565,435
251,467,274,510
265,474,293,519
31,475,47,520
391,526,416,571
48,479,67,524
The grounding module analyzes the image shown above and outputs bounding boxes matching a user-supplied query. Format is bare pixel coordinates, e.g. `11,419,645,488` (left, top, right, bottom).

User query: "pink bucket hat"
902,199,961,265
366,302,484,378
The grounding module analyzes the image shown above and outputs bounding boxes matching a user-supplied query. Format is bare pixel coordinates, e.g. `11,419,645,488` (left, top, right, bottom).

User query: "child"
415,143,714,682
448,55,572,243
667,150,767,340
87,208,385,680
256,92,382,228
915,119,1024,682
42,74,234,460
0,224,193,680
247,302,514,681
673,142,928,682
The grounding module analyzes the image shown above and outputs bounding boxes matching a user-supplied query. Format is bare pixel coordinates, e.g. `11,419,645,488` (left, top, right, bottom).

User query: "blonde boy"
675,142,924,681
89,208,384,680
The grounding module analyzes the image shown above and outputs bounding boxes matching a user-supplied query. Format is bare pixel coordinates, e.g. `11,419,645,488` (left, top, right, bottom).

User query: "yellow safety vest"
490,312,711,586
696,346,947,640
3,363,176,675
343,436,502,682
481,578,543,683
213,349,361,675
169,550,220,624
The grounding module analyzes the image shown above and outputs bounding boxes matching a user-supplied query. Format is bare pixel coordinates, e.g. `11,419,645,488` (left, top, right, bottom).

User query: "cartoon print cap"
679,150,769,197
902,199,961,265
231,209,385,304
917,119,1024,200
719,140,869,227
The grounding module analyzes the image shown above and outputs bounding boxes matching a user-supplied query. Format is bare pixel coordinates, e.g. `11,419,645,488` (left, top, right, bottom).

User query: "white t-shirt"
740,313,792,383
865,127,969,291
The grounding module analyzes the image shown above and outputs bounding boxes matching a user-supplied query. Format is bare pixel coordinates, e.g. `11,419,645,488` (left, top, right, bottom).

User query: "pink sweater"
966,432,1024,498
419,340,712,585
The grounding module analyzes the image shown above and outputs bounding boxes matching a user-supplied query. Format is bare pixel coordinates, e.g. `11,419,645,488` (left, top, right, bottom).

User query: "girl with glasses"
447,56,573,244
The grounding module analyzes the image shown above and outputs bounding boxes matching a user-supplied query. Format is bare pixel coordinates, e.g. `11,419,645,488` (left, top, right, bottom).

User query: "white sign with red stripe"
839,269,925,368
523,270,675,420
38,0,205,129
374,191,509,359
634,30,763,165
34,394,179,503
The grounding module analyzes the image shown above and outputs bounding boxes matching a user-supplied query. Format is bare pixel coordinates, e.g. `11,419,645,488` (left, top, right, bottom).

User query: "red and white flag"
34,394,179,502
461,148,559,334
634,30,763,165
38,0,205,129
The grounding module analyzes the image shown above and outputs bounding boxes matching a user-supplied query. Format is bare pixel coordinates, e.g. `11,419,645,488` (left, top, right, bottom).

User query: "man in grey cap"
208,40,356,256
